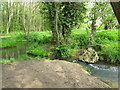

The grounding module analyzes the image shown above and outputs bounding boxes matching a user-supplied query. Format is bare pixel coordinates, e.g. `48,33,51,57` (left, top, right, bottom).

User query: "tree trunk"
89,19,96,46
110,2,120,24
6,2,13,34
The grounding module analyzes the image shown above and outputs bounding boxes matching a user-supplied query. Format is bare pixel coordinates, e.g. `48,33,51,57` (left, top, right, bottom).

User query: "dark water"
0,42,32,60
73,60,119,87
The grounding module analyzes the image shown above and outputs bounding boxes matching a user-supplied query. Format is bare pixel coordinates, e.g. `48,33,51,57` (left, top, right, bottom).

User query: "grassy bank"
0,38,16,49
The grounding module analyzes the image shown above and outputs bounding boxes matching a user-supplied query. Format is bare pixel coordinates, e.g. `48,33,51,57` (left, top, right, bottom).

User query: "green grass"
27,43,52,56
26,31,51,43
1,38,16,48
0,59,14,64
72,28,91,35
0,55,52,64
1,31,52,42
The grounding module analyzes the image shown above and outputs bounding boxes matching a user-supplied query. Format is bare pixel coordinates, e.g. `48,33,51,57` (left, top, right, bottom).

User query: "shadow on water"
1,42,32,60
73,60,119,88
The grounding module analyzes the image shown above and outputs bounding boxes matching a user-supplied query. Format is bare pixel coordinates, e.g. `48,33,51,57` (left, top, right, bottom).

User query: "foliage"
26,31,51,44
45,2,87,44
101,3,118,29
75,34,89,48
2,31,52,43
54,44,70,58
71,33,89,49
27,45,50,56
17,55,33,61
1,38,16,48
59,2,86,38
70,29,119,64
94,29,118,44
0,59,14,64
27,49,48,56
103,42,119,63
0,55,50,64
1,2,45,34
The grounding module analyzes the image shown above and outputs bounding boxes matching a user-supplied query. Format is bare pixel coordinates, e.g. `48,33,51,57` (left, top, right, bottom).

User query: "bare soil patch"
2,60,110,88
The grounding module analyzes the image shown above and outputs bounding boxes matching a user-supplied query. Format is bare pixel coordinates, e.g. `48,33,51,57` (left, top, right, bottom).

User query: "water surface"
73,60,119,88
1,42,32,59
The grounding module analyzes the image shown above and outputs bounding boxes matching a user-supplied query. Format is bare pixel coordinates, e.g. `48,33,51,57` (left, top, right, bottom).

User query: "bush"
94,30,118,44
54,44,70,58
72,34,89,48
71,29,119,64
98,41,119,64
27,45,50,56
27,49,48,56
1,38,16,48
26,32,51,44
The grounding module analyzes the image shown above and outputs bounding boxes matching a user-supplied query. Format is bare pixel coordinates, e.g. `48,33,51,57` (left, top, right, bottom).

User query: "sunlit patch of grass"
0,59,14,64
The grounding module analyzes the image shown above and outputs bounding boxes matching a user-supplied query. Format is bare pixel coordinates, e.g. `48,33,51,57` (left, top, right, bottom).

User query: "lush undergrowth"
1,29,119,64
94,30,119,64
27,43,52,56
1,38,16,48
72,29,119,64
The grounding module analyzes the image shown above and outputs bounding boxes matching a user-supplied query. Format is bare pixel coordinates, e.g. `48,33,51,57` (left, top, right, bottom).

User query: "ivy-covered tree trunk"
45,2,86,45
89,18,96,46
55,2,60,45
110,2,120,24
46,3,57,44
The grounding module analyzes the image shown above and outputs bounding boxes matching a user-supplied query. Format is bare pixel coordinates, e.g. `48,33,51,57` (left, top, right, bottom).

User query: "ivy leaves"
45,2,86,43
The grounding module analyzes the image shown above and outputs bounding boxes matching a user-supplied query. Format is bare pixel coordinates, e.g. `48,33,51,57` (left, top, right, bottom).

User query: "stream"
0,42,32,60
73,60,119,88
0,42,119,88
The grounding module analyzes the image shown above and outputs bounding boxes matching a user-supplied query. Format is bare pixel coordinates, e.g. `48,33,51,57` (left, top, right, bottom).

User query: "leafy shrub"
27,45,49,56
94,30,118,44
15,33,26,41
98,41,119,63
72,34,89,48
1,39,16,48
71,29,119,64
27,49,48,56
54,44,70,58
26,32,51,44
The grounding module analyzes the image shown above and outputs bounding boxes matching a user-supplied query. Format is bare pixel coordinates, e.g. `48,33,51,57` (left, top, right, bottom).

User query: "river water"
73,60,119,88
0,42,119,88
0,42,32,60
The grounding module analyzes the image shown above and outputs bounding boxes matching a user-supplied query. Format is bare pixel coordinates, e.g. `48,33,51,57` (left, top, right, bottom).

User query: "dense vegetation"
0,2,119,65
1,29,119,64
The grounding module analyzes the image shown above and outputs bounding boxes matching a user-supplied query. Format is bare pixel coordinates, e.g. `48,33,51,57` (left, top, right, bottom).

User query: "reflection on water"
73,60,119,88
1,42,32,60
